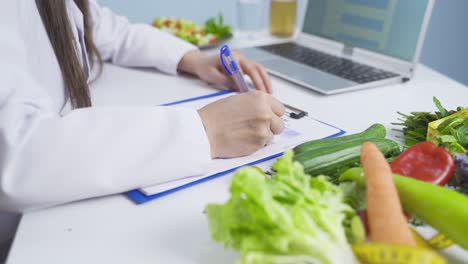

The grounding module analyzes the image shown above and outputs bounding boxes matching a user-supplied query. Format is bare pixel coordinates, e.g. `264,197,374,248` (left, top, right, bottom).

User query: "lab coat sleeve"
89,0,198,75
0,3,211,212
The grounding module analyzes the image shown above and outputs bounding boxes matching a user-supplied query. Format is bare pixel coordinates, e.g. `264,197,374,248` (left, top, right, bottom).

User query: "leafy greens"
392,97,463,148
205,14,232,39
205,150,363,264
436,117,468,154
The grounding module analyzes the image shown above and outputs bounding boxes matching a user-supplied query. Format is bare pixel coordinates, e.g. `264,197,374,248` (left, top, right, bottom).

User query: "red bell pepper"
390,141,455,186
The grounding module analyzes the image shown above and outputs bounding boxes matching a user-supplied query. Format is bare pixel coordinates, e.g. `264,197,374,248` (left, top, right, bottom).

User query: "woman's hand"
178,50,272,93
198,91,285,158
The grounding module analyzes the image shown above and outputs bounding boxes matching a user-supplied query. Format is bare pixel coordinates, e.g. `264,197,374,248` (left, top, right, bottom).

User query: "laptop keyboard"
259,43,399,84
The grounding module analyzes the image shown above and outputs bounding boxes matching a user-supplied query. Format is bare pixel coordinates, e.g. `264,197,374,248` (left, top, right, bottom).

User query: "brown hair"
36,0,102,108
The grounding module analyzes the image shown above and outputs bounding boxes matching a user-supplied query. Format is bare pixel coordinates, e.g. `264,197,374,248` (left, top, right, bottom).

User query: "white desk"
7,44,468,263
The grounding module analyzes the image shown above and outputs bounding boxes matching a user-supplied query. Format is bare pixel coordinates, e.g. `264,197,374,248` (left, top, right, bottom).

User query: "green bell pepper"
339,167,468,250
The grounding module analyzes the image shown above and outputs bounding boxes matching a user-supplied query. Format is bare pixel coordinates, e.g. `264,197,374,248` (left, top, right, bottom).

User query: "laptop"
241,0,435,95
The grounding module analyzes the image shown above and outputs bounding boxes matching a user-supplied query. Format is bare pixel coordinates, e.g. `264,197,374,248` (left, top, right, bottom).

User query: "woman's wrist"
177,49,203,77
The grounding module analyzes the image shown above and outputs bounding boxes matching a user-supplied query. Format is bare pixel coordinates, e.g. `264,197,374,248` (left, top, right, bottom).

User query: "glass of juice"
269,0,297,37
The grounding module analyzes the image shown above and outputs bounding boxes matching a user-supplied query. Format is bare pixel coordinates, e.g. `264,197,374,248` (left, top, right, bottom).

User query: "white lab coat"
0,1,211,245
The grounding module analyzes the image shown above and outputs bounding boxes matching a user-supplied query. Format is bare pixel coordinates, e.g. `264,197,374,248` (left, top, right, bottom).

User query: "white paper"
140,93,342,196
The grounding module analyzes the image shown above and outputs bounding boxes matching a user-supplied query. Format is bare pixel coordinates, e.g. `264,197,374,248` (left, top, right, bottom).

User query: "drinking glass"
237,0,266,37
269,0,297,37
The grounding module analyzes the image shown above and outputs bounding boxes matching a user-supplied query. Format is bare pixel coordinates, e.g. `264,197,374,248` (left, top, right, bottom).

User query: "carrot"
361,141,415,246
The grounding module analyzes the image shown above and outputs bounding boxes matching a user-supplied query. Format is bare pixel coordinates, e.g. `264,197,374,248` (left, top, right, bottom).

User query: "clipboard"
127,90,345,204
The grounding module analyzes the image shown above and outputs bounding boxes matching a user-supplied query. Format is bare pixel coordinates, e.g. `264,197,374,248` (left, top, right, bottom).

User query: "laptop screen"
303,0,430,61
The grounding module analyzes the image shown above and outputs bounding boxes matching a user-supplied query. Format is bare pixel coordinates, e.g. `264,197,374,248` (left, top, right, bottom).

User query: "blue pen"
220,45,308,119
220,45,249,93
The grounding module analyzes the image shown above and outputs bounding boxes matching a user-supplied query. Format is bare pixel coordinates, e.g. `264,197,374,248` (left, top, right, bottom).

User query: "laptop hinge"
342,45,354,60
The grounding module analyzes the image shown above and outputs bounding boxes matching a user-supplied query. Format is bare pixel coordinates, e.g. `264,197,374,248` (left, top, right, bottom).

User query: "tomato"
390,142,455,186
209,36,218,45
358,210,370,239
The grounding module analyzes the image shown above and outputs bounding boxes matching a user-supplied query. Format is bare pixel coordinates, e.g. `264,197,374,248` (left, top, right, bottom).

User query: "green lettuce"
205,150,362,264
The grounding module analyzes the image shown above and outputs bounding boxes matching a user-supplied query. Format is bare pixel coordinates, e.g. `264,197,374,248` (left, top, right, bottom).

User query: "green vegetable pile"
205,150,363,264
392,97,465,151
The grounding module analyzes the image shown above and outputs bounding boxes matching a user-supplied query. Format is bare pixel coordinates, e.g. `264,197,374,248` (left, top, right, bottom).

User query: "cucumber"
293,123,387,155
294,138,400,181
